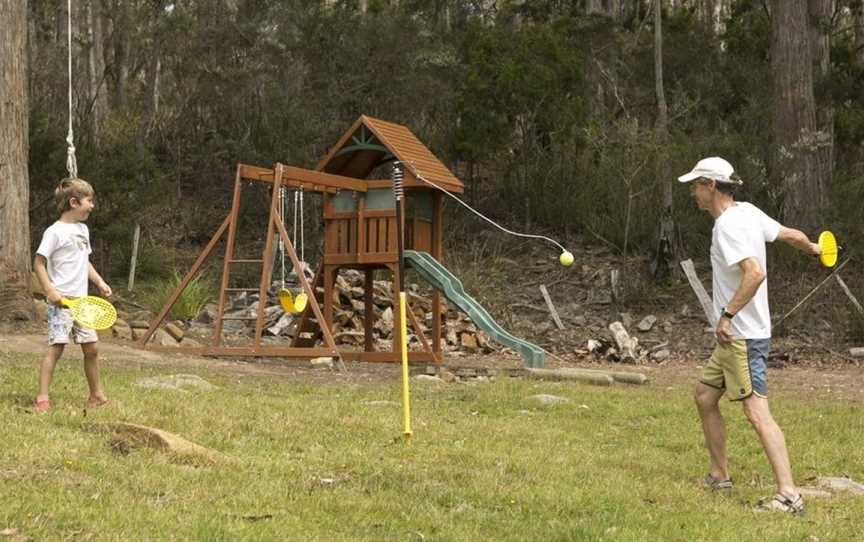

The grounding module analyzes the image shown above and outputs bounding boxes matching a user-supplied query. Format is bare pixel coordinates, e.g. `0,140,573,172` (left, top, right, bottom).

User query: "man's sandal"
759,493,805,515
703,474,733,491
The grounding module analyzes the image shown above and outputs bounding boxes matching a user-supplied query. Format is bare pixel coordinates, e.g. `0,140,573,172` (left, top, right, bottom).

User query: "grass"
1,349,863,541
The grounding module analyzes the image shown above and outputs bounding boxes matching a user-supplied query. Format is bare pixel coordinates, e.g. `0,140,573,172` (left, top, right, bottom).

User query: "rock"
310,357,334,369
619,312,633,328
413,374,442,383
849,347,864,358
637,315,657,332
85,422,227,466
181,338,203,348
650,349,670,362
129,320,151,329
196,303,218,323
571,315,587,326
135,374,217,392
817,476,864,495
527,394,569,406
460,333,478,351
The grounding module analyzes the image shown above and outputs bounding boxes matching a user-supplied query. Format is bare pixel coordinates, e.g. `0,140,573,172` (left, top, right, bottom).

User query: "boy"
32,178,112,412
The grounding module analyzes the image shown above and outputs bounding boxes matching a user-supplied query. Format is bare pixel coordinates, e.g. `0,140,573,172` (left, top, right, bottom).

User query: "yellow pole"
399,292,412,441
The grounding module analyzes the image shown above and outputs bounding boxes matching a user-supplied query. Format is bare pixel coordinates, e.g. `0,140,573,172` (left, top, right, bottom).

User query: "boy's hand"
97,281,112,298
47,289,63,306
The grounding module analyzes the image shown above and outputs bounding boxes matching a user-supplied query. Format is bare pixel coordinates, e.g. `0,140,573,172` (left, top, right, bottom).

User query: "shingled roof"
315,115,464,193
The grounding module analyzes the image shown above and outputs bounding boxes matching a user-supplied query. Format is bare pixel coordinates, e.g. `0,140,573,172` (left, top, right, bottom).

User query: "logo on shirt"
73,234,90,251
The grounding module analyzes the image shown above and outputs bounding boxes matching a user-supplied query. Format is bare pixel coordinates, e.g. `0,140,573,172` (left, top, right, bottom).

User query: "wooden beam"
680,258,717,327
281,165,368,192
144,346,338,357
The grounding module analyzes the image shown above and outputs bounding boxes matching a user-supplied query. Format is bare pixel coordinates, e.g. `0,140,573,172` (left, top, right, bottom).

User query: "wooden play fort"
138,115,545,367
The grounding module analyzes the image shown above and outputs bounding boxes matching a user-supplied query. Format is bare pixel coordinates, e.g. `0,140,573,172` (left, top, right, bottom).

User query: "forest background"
2,0,864,331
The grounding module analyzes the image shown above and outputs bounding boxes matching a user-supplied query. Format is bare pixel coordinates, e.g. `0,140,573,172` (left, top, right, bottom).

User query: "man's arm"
34,255,61,305
88,263,112,297
776,226,821,257
715,257,765,343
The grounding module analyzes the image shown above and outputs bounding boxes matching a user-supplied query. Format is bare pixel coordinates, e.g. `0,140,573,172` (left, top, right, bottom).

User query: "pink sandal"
32,399,52,412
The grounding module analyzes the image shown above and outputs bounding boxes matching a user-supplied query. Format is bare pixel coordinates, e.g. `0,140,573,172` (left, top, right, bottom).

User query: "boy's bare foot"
87,396,109,407
32,399,52,412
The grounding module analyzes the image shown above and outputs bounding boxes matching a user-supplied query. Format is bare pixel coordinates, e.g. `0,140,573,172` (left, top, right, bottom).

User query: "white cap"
677,156,741,184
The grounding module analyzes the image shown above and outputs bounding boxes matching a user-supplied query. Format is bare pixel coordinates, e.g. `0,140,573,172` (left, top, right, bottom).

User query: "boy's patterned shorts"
47,303,98,345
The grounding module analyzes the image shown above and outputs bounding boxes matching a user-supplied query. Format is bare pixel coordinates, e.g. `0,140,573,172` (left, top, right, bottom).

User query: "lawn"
1,347,862,541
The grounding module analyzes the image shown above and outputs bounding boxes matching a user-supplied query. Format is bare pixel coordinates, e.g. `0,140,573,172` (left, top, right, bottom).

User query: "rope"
65,0,78,179
398,161,566,253
278,186,286,288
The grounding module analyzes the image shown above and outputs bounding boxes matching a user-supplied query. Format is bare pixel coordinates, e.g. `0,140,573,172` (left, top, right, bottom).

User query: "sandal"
759,493,805,515
703,473,733,491
32,399,52,412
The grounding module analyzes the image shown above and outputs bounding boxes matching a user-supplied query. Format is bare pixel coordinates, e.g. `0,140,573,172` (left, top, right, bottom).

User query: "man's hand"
97,281,112,298
715,316,733,344
808,241,821,258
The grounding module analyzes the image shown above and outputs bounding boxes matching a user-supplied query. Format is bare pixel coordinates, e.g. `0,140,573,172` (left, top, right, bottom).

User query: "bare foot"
87,396,109,407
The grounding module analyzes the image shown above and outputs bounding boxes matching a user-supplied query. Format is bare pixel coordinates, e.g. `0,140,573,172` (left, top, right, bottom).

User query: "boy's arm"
34,255,62,305
776,226,821,257
88,263,112,297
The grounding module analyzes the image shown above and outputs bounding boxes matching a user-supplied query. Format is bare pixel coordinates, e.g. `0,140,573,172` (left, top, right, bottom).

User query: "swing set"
137,116,465,365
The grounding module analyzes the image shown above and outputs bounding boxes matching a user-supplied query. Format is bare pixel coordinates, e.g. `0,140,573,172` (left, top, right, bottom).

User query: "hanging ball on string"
559,251,574,267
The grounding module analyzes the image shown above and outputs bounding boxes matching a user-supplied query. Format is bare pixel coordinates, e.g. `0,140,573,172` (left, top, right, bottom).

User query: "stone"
527,394,569,406
85,422,227,466
413,374,442,382
849,347,864,358
460,333,478,351
650,349,671,362
135,374,217,392
817,476,864,495
112,319,133,341
310,357,334,369
637,315,657,332
129,320,151,329
154,328,178,347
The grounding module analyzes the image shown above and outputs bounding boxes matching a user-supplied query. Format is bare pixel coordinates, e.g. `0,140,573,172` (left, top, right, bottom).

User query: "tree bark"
855,0,864,65
770,0,825,232
652,0,679,279
86,0,107,147
0,0,36,321
809,0,834,208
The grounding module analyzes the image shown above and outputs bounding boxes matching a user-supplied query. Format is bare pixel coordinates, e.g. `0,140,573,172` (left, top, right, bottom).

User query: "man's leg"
694,382,729,481
742,395,797,497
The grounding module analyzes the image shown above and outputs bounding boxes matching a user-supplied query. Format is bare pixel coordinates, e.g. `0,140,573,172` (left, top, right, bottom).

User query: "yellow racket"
277,288,308,314
818,230,838,268
59,296,117,330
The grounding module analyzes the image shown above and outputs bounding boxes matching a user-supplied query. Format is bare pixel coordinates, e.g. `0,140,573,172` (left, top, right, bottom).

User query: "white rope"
65,0,78,179
278,186,286,288
398,161,566,253
299,188,305,263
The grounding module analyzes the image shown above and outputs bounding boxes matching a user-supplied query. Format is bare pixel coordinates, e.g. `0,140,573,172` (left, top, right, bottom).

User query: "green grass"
1,350,863,541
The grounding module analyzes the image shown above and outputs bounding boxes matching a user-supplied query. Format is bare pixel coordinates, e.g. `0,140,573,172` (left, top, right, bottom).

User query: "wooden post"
835,274,864,318
680,259,717,327
127,223,140,291
539,284,565,330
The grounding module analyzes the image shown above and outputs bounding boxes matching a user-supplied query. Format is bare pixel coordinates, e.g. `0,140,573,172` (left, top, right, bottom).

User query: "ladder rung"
224,288,260,292
229,259,263,264
221,316,259,321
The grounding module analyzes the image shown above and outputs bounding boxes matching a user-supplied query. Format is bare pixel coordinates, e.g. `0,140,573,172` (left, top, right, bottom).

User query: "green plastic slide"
404,250,545,368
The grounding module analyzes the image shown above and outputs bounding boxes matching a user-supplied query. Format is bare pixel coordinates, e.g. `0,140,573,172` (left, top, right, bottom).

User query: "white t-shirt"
711,202,782,339
36,221,92,297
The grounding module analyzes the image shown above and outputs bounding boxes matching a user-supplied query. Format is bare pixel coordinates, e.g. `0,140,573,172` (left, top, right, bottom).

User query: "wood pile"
151,269,495,354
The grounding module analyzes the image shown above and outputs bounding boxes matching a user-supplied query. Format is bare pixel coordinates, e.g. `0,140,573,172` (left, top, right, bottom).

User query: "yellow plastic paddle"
818,230,838,268
59,296,117,330
277,288,308,314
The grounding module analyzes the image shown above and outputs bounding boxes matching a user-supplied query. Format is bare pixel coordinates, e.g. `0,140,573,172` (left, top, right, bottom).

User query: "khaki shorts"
700,339,770,401
47,303,99,346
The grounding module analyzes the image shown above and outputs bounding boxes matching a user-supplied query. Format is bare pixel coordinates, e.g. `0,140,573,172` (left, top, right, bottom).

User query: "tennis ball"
559,251,574,267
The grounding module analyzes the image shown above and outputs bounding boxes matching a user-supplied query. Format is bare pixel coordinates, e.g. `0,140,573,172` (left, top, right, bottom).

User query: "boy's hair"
54,178,94,215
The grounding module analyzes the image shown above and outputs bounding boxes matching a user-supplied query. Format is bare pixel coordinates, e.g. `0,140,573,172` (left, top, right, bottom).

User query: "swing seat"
277,288,308,313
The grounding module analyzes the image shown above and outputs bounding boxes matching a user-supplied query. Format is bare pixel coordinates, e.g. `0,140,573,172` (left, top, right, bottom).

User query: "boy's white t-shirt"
710,202,782,340
36,221,92,297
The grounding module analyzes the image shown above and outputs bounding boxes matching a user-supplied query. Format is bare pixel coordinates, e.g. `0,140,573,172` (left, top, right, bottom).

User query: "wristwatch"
721,308,736,320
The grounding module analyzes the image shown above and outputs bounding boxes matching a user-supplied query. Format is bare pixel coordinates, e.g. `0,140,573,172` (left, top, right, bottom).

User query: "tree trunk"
0,0,36,321
770,0,824,232
86,0,107,147
652,0,679,280
809,0,834,209
855,1,864,65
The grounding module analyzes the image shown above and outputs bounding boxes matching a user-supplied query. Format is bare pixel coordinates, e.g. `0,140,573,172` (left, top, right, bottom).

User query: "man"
678,157,820,515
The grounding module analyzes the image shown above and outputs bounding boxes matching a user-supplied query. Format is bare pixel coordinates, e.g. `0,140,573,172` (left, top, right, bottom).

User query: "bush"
139,271,215,321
